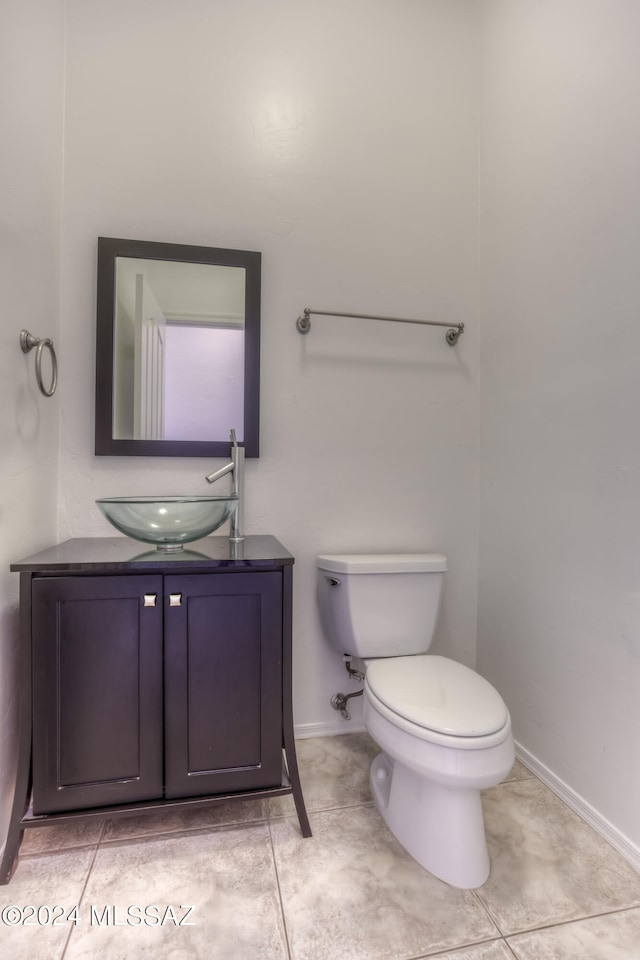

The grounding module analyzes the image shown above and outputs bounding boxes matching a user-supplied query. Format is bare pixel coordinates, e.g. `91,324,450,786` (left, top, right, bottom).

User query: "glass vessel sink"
96,495,238,551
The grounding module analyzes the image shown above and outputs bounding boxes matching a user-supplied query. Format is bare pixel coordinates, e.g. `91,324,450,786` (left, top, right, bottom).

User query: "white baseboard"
515,741,640,874
294,719,367,739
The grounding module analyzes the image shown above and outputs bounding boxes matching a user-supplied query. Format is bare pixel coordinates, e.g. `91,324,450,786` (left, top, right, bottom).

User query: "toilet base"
370,752,490,889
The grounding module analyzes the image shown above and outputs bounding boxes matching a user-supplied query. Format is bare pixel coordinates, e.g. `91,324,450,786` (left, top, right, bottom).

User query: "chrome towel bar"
20,329,58,397
295,308,464,345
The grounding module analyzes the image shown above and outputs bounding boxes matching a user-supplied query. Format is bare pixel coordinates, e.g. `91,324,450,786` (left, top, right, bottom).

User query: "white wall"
478,0,640,855
58,0,481,732
0,0,64,846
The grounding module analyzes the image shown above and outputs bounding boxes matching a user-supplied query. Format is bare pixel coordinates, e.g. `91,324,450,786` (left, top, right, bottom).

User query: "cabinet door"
164,572,282,798
32,575,164,814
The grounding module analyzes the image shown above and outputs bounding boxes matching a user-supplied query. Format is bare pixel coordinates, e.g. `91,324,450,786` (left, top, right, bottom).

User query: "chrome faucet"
205,429,245,542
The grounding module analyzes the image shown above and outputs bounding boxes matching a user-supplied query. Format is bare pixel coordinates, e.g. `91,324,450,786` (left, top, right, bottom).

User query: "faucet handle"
230,428,237,449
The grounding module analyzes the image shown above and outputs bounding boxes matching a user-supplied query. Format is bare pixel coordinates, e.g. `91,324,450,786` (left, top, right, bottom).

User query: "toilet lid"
365,656,508,737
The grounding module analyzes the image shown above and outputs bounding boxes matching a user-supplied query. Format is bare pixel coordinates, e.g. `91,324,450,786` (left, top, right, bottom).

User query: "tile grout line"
502,902,640,941
20,840,102,861
471,886,505,937
502,939,520,959
20,813,273,858
404,933,520,960
267,799,376,825
97,814,271,847
267,817,294,960
59,820,107,960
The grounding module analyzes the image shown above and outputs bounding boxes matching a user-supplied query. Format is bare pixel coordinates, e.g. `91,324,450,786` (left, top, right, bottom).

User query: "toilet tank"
316,554,447,659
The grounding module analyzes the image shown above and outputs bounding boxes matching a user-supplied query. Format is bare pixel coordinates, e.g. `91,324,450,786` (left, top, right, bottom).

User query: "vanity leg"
283,735,312,838
0,825,25,885
0,575,33,883
282,566,311,839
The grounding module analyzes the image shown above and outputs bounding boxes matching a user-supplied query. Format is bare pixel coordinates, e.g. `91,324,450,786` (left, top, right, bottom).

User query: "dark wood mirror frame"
95,237,261,458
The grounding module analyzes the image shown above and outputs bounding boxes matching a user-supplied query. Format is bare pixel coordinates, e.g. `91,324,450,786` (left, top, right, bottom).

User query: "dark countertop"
11,535,294,573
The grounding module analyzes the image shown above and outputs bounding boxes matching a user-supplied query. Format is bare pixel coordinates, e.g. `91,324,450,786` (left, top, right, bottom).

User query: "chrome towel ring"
20,329,58,397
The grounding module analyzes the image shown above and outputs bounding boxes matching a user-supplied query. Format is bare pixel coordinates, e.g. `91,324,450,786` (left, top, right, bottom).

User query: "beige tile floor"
3,733,640,960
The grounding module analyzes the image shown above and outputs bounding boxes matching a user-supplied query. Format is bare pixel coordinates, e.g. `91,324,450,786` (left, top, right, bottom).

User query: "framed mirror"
95,237,261,457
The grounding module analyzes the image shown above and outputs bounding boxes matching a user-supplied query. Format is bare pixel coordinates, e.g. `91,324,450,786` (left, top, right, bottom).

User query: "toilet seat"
365,655,511,750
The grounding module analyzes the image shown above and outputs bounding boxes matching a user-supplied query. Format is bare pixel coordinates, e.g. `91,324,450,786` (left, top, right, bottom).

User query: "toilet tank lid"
317,553,447,574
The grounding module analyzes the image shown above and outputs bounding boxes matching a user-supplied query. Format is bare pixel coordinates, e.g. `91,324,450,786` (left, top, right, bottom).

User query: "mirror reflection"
95,238,261,458
113,258,246,442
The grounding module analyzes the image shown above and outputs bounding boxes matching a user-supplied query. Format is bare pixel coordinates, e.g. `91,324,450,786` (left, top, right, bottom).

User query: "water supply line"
330,657,364,720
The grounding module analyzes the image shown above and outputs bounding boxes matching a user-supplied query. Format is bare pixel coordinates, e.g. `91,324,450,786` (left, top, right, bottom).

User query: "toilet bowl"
317,553,515,889
364,655,513,888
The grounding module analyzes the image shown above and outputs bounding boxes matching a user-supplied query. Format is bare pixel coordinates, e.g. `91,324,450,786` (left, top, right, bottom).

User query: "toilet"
317,553,514,889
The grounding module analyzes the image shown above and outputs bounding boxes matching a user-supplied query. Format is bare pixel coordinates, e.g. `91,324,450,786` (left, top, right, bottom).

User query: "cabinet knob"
143,594,157,607
169,593,182,607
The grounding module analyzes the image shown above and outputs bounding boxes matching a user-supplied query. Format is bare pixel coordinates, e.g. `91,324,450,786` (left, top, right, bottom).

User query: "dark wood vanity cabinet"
1,537,310,884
